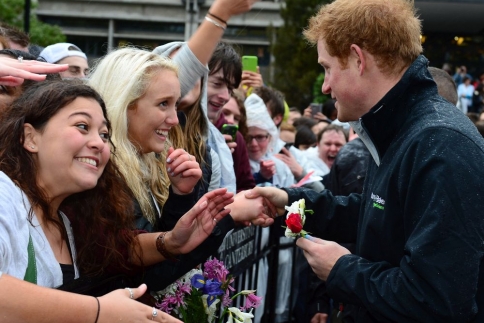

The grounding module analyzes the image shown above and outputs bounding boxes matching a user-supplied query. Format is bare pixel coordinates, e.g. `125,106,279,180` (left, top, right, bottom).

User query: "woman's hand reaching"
166,188,234,254
0,56,68,86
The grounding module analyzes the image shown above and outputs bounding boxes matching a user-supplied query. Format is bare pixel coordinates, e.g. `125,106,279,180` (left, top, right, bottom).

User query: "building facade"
37,0,484,80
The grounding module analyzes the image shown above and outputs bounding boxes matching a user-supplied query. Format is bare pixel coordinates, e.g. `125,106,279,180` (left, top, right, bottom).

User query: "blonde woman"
88,48,272,291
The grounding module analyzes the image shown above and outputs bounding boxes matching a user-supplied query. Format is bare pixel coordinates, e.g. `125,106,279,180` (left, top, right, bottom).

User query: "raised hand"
167,188,234,254
0,56,68,86
240,69,263,92
274,147,304,179
98,284,182,322
222,133,237,153
259,159,276,180
166,147,202,195
209,0,260,22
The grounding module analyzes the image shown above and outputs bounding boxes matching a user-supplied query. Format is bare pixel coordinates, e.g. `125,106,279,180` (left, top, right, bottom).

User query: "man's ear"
23,123,39,153
350,44,366,76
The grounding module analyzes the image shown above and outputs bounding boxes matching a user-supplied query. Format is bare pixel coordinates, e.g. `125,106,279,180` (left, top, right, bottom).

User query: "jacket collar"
351,55,435,165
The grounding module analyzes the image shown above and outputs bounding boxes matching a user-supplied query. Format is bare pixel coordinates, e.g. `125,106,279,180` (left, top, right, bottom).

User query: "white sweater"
0,171,79,287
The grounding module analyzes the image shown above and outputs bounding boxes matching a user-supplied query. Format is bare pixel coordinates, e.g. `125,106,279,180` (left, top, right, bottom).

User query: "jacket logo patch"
371,193,385,210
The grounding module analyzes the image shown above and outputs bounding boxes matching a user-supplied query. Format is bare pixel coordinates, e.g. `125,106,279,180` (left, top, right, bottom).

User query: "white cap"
39,43,87,63
245,93,279,153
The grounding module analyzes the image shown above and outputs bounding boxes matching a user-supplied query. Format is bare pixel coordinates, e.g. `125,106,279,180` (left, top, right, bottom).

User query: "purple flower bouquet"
155,257,262,323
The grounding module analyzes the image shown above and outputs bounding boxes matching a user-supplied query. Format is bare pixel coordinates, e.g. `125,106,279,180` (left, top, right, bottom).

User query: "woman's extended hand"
0,56,68,86
99,284,182,322
166,188,234,254
166,147,202,195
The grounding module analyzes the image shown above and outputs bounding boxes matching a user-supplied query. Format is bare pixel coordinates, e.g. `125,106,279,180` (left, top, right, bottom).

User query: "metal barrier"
216,217,299,323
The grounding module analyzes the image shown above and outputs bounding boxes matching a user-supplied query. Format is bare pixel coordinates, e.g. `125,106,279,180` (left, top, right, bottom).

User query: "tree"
0,0,65,47
271,0,330,110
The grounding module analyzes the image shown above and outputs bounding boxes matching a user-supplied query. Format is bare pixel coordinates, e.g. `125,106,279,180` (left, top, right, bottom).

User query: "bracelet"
207,11,228,25
205,16,226,31
156,232,178,261
93,297,100,323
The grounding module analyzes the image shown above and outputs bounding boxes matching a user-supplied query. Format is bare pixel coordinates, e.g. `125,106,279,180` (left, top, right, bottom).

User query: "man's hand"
227,190,274,227
244,186,288,218
297,236,351,281
240,69,263,94
222,134,237,153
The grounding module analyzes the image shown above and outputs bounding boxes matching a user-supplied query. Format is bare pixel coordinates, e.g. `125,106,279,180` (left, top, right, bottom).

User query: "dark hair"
0,80,139,275
208,42,242,90
322,99,337,120
0,23,30,48
253,86,285,124
0,48,37,60
293,116,318,129
317,124,348,142
295,126,317,149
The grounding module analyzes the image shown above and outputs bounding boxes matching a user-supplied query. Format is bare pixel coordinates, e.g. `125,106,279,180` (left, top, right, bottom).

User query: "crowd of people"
1,0,484,322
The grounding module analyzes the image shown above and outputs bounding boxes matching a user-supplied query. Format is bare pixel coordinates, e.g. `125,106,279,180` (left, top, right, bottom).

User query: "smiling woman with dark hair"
0,79,187,322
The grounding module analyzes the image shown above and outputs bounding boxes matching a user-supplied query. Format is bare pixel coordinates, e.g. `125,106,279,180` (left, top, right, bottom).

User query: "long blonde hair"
89,47,179,224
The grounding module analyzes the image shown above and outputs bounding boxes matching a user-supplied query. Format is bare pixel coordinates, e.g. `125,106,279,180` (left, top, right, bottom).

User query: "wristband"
156,232,178,261
205,16,226,31
207,12,228,25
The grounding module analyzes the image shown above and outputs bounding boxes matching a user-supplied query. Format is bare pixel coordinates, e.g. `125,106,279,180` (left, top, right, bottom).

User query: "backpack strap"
23,234,37,284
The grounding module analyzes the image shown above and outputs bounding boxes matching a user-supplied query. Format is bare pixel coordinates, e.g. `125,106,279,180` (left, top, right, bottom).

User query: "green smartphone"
242,56,258,73
221,124,239,142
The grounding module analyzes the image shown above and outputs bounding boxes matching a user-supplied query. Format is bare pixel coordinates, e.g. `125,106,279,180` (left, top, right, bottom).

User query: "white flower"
239,290,256,295
226,308,254,323
283,199,312,239
202,295,220,323
284,198,307,222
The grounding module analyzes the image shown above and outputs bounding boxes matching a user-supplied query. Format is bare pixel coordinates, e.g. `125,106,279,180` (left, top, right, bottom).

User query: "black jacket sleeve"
282,187,361,243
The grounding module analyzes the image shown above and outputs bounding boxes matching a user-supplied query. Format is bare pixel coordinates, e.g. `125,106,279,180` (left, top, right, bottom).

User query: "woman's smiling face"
27,97,111,200
127,69,181,154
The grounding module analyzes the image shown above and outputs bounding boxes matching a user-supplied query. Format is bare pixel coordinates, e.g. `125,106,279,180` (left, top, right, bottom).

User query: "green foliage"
0,0,65,47
178,289,208,323
271,0,330,110
29,19,65,47
312,73,329,104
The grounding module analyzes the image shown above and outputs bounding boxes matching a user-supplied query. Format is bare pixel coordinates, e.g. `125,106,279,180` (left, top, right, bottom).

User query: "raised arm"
187,0,259,66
